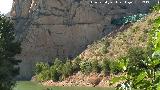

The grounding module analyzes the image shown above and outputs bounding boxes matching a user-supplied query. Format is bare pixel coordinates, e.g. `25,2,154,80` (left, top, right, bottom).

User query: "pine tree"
0,15,21,90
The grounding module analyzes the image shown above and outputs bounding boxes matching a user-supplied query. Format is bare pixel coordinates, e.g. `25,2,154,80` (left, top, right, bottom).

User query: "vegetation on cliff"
0,15,21,90
110,16,160,90
110,5,160,90
33,4,160,89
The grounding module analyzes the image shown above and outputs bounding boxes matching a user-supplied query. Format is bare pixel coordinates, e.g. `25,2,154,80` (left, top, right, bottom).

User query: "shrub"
53,58,63,74
110,17,160,89
127,47,147,68
50,66,60,81
34,62,50,81
101,40,110,54
151,4,160,12
80,61,92,75
110,57,128,75
110,60,121,74
101,45,109,54
35,59,64,82
36,70,50,82
131,26,139,33
101,58,111,75
61,60,73,79
91,59,101,73
35,62,49,75
72,57,81,72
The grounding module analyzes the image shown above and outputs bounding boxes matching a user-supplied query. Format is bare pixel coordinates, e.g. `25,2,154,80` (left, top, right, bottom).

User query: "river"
14,81,115,90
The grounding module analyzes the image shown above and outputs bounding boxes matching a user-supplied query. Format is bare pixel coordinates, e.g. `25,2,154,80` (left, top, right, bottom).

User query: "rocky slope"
79,12,160,61
40,11,160,87
10,0,158,79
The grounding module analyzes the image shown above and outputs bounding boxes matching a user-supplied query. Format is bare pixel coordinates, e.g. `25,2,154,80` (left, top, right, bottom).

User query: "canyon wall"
10,0,157,79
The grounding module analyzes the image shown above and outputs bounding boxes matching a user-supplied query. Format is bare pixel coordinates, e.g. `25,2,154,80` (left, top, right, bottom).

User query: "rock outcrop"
10,0,158,79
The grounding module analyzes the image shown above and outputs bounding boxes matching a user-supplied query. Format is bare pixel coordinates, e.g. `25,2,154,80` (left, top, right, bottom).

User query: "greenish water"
14,81,115,90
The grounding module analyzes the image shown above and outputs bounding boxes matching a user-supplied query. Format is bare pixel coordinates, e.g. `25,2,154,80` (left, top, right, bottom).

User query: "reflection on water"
14,81,115,90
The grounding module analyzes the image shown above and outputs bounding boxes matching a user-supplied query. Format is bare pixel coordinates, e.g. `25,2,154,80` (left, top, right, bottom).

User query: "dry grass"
78,12,160,61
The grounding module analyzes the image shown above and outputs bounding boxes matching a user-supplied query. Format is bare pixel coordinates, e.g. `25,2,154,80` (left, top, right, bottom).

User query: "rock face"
10,0,157,79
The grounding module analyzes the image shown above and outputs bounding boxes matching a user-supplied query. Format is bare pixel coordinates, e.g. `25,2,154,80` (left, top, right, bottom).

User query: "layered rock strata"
10,0,157,79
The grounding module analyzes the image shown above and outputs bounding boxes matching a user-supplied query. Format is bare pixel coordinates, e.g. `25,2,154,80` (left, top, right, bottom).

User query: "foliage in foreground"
0,15,21,90
110,16,160,90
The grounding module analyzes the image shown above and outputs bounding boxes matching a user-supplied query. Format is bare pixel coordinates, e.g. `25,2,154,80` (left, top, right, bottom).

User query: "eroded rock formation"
10,0,158,79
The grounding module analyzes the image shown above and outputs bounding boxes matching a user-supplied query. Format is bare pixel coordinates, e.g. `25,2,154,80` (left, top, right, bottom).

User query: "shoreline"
33,72,114,87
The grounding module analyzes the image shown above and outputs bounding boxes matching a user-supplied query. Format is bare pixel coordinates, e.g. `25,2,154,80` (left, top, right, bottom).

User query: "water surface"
14,81,115,90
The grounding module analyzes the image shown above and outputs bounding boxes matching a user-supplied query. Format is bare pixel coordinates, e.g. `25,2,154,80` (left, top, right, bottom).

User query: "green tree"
110,17,160,90
0,15,21,90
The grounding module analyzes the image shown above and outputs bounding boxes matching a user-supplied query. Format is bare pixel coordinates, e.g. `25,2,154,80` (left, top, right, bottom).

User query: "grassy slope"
79,12,160,61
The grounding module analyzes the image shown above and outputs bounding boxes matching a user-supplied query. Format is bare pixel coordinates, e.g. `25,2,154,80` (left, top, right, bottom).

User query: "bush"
101,40,110,54
127,47,147,68
101,58,111,75
61,60,73,79
35,59,64,82
53,58,63,74
110,60,121,74
36,70,51,82
91,59,101,73
80,61,92,75
50,66,60,81
35,62,50,81
35,62,49,75
109,57,127,75
72,57,81,72
151,4,160,12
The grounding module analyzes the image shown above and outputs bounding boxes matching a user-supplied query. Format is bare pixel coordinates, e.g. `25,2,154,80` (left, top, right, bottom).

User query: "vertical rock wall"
10,0,157,79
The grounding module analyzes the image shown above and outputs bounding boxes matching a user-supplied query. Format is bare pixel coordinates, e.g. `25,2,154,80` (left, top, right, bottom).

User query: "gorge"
10,0,158,79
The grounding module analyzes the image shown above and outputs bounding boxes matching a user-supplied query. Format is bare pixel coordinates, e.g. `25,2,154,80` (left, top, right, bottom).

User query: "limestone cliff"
10,0,158,79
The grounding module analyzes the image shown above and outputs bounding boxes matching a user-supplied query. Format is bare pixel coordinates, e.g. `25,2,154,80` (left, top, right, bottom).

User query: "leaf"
136,80,151,89
153,17,160,28
135,71,147,84
154,32,160,49
156,71,160,76
110,75,127,85
151,59,160,67
157,82,160,90
117,58,129,71
154,74,160,84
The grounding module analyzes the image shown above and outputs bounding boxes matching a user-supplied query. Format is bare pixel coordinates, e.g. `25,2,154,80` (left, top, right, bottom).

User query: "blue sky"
0,0,13,14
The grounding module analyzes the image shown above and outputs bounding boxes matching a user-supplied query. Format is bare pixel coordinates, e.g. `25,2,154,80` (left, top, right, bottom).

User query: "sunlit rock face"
10,0,157,79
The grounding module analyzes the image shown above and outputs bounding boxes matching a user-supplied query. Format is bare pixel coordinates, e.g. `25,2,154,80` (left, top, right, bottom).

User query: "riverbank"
14,81,114,90
34,72,112,87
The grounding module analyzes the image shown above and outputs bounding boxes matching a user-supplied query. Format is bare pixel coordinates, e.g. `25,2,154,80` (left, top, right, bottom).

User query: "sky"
0,0,13,14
